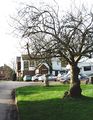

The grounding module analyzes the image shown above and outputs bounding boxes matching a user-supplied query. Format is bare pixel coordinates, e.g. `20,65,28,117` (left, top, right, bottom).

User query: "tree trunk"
69,63,82,97
44,74,49,87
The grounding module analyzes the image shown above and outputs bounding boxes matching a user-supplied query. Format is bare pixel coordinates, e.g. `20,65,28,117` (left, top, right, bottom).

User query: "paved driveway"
0,81,38,120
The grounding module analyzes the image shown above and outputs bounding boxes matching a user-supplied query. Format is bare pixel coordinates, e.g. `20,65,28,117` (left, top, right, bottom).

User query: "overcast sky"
0,0,93,67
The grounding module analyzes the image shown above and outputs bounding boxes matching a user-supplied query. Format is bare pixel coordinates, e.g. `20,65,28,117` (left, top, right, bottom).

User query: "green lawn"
16,84,93,120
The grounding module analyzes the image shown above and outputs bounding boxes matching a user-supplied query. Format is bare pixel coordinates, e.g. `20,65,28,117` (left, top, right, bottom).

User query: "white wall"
66,58,93,76
78,62,93,75
21,57,24,71
51,57,62,70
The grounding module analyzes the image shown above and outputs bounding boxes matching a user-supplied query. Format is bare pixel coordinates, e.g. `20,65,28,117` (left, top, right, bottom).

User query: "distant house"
0,64,13,80
16,54,63,78
66,57,93,76
35,63,49,75
0,66,5,80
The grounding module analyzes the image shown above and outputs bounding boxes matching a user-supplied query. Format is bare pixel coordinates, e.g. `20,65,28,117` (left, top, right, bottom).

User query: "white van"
66,58,93,76
78,59,93,76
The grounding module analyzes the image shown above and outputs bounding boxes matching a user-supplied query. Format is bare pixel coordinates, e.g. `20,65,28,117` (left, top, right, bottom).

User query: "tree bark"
44,74,49,87
69,64,82,97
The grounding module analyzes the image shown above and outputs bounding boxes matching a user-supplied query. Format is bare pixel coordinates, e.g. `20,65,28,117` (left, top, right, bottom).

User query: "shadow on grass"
18,96,93,120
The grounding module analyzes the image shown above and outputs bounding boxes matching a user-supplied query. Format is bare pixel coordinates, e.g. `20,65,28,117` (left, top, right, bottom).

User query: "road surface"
0,81,37,120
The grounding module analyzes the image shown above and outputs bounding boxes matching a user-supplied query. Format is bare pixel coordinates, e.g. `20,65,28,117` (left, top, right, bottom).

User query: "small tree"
12,4,93,97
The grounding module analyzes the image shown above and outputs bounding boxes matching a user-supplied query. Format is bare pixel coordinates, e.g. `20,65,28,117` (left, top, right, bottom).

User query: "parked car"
59,72,89,84
32,74,42,81
39,74,57,82
57,71,70,82
57,73,67,81
47,74,57,81
32,74,57,82
23,75,32,81
59,73,70,83
79,73,89,84
38,74,46,82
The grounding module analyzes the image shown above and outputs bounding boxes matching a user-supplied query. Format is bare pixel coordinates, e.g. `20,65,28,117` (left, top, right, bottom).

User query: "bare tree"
12,4,93,97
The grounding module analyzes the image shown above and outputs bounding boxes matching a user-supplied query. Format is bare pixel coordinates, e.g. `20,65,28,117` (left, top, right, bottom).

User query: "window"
24,61,29,70
17,62,21,71
30,60,35,67
84,66,91,71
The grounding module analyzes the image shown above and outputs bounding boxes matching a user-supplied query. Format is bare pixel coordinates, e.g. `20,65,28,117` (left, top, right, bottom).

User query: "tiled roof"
21,54,49,60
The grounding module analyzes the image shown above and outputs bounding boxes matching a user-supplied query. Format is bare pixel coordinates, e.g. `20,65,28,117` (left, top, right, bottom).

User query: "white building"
78,58,93,76
51,57,62,75
16,55,63,77
66,58,93,76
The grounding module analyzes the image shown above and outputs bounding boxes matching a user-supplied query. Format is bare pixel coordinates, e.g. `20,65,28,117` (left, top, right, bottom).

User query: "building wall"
21,59,35,76
51,57,62,70
0,69,5,80
16,55,63,77
23,70,35,76
37,64,49,74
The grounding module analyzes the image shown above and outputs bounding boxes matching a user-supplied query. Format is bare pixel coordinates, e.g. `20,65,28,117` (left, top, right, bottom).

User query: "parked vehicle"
59,72,70,83
23,75,32,81
57,73,66,81
57,71,70,81
38,74,46,82
79,73,89,84
32,74,42,81
32,74,57,82
47,74,57,81
59,72,89,84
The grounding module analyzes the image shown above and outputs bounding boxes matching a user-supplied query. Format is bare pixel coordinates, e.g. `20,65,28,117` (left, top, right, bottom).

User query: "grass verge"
16,84,93,120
